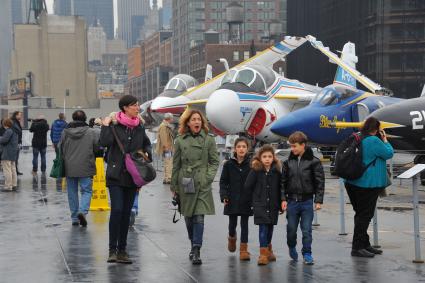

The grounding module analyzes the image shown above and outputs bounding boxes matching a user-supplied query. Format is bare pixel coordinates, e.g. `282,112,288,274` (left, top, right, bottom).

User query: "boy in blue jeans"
281,131,325,265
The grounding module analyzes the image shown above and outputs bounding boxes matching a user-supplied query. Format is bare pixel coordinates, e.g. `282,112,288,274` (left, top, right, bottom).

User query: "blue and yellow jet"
271,36,403,145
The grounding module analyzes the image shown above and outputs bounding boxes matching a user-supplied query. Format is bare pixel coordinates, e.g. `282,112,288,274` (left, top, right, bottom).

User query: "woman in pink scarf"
100,95,152,264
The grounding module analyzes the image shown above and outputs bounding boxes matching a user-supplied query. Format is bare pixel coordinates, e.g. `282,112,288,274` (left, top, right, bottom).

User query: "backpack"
334,133,376,180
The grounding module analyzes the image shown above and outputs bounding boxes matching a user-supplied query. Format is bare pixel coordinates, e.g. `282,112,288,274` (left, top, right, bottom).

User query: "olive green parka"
171,130,219,217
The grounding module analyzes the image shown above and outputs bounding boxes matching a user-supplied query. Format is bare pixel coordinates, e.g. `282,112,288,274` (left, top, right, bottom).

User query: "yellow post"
90,157,110,211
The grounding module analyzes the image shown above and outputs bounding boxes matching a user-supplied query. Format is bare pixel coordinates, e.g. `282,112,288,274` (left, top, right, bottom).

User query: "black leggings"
228,215,249,243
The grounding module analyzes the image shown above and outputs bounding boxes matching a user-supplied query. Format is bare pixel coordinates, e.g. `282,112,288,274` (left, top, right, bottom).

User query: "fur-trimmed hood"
288,146,315,161
251,156,282,173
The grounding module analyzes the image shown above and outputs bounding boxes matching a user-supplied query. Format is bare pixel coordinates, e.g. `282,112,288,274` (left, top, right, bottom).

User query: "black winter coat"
219,156,253,216
100,123,152,189
245,160,282,225
281,147,325,203
30,119,49,148
11,119,22,144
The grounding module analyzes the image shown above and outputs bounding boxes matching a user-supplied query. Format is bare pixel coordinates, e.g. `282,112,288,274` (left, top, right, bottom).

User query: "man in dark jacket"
51,113,67,154
11,111,23,175
29,115,50,175
281,131,325,265
60,110,98,227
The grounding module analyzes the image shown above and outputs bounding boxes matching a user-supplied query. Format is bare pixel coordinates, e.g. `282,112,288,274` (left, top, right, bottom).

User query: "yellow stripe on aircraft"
331,121,404,129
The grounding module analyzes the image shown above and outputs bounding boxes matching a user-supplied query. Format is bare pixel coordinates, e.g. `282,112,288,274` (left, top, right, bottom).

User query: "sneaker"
117,250,132,264
289,247,298,261
129,211,136,227
107,250,117,263
303,253,314,265
17,171,23,176
78,213,87,227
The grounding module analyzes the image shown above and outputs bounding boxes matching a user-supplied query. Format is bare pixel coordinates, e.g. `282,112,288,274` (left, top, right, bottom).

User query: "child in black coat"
245,144,283,266
219,137,252,260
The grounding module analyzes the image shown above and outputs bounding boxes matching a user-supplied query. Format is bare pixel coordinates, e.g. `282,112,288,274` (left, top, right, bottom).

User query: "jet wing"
182,36,308,101
306,35,392,96
274,93,316,103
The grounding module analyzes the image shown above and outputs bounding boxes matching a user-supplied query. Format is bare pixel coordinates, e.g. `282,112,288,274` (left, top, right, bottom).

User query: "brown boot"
268,244,276,261
257,247,269,265
239,243,251,261
228,236,237,252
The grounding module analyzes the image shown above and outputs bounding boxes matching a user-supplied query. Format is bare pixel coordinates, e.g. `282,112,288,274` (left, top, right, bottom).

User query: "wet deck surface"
0,150,425,282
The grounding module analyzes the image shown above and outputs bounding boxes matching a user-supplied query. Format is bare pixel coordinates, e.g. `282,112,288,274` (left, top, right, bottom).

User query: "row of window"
209,1,276,9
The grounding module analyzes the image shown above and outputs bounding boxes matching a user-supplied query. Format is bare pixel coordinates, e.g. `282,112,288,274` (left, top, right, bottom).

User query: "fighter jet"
140,74,199,128
270,36,403,145
150,36,309,117
205,38,363,143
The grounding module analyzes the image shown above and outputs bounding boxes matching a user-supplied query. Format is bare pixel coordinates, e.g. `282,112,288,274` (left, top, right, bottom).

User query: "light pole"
64,89,69,116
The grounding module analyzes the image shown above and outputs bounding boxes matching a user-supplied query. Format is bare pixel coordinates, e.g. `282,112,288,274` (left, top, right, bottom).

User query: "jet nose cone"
206,89,243,134
151,96,188,114
271,112,301,138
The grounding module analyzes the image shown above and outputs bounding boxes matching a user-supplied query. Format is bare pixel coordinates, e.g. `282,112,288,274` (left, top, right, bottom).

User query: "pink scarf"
116,111,140,129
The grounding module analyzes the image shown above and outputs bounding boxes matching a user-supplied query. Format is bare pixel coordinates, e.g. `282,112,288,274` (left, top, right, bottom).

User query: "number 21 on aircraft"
410,111,425,130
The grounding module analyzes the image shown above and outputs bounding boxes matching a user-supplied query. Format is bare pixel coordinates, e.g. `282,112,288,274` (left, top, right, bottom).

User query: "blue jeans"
286,199,314,254
66,177,93,222
132,191,139,214
32,147,47,172
259,224,274,247
185,215,204,247
109,186,137,251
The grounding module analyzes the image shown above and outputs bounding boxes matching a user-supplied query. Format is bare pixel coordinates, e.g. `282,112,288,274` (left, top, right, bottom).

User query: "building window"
244,51,250,60
233,51,240,61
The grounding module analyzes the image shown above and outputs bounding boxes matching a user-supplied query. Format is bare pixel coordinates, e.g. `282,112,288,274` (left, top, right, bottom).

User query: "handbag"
111,126,156,188
50,149,65,178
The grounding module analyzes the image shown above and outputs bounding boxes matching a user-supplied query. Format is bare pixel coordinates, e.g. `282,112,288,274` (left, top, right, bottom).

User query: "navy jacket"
51,119,67,144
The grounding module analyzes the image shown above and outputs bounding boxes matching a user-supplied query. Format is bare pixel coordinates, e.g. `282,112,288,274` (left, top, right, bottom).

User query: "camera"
172,194,180,207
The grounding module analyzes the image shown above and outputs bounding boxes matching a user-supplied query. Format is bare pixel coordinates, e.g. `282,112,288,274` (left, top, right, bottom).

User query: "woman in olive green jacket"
171,109,219,265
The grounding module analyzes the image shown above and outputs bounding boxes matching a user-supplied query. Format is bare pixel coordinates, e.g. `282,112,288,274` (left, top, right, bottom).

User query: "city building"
9,13,98,109
126,30,173,103
159,0,172,29
172,0,287,74
87,23,107,63
0,0,13,97
117,0,150,47
11,0,30,24
54,0,114,39
287,0,425,99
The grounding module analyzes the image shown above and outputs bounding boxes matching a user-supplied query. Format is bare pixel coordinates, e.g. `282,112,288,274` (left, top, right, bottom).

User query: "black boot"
107,250,117,263
192,246,202,265
366,246,383,255
189,246,195,260
351,249,375,258
117,250,133,264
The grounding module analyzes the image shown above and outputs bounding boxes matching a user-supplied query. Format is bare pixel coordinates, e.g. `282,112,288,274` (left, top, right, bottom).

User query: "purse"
111,126,156,188
50,149,65,178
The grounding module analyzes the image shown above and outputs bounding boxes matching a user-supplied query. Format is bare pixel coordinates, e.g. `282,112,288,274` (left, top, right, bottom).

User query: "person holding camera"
344,117,393,258
171,109,219,265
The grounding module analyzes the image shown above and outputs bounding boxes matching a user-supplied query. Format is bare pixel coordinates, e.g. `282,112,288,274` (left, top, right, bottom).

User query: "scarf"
115,111,140,129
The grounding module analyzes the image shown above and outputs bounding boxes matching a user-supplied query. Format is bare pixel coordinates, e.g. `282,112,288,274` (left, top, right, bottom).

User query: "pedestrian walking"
29,115,49,175
171,109,219,265
281,131,325,265
100,95,152,264
60,110,98,227
0,118,18,191
219,137,253,260
51,113,67,154
344,117,393,258
11,111,23,175
156,113,175,184
244,144,282,266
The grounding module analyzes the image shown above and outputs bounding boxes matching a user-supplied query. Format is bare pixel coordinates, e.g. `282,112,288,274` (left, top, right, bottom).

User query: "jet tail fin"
333,42,357,89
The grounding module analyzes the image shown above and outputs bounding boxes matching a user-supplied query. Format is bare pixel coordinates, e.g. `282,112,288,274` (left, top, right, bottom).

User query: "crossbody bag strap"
111,125,126,155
